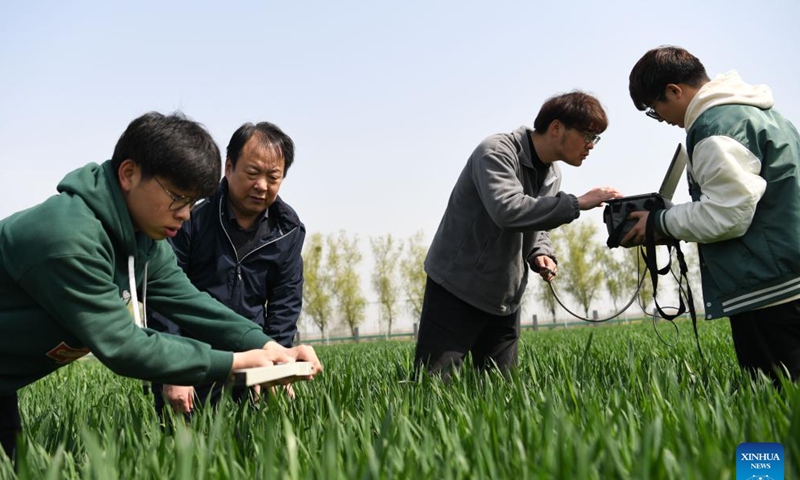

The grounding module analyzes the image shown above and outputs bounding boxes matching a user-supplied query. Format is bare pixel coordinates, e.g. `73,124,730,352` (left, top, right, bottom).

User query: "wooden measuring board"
231,362,313,387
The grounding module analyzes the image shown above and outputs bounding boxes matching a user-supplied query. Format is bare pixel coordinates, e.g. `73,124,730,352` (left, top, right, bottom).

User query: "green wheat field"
3,319,798,479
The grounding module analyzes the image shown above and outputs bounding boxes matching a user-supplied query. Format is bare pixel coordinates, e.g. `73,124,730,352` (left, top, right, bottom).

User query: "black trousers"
414,277,520,380
729,298,800,384
1,393,20,463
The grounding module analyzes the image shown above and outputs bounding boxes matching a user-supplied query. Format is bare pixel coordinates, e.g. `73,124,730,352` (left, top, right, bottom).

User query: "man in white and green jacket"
625,46,800,384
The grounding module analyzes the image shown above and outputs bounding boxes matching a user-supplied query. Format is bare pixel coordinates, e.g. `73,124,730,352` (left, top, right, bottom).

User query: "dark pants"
1,393,20,463
730,298,800,385
414,277,520,380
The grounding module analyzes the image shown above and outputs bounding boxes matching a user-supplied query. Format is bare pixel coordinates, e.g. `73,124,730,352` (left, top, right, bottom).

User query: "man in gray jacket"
414,91,622,378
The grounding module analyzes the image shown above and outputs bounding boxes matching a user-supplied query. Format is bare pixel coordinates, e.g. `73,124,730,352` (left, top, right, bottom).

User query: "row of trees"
302,231,427,338
301,220,703,338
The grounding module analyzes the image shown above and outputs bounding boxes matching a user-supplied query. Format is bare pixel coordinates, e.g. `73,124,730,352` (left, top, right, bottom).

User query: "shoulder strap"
643,213,705,360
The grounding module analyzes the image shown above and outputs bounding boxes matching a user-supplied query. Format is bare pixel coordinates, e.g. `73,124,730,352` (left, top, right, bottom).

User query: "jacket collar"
514,125,537,169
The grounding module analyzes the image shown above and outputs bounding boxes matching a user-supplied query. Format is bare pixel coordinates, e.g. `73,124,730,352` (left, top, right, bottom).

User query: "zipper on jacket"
217,197,298,264
217,197,298,312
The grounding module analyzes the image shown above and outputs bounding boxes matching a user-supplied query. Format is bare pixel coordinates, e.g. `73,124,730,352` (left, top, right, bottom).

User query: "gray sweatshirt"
425,125,580,315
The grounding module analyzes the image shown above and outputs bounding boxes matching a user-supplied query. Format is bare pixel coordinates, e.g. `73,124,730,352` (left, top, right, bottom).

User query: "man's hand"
621,210,673,247
577,187,623,210
620,211,648,247
231,342,323,379
533,255,557,282
162,384,195,414
262,341,323,378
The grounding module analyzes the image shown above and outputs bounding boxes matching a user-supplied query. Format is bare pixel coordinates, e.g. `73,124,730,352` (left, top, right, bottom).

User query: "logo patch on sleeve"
46,342,91,364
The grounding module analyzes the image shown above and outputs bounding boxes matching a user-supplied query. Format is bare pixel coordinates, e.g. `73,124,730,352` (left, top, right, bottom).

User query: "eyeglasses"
645,97,665,122
153,177,198,211
645,108,665,122
580,130,601,145
566,124,601,145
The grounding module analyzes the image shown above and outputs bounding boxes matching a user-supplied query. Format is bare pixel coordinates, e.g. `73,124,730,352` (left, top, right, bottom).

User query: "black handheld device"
603,144,685,248
603,193,673,248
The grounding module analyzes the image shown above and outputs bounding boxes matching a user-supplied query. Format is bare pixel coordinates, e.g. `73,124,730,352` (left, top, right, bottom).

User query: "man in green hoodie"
624,46,800,384
0,111,323,461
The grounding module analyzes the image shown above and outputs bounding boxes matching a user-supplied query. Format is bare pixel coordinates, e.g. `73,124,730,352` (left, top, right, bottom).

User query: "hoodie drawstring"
127,255,151,394
127,255,148,329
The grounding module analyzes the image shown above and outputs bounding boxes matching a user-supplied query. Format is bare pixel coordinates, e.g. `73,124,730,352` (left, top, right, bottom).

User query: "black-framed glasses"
153,177,197,211
646,108,665,122
645,96,665,122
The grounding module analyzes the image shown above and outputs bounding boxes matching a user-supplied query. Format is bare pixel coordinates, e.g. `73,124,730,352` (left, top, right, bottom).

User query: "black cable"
546,246,649,323
546,244,703,358
547,271,646,323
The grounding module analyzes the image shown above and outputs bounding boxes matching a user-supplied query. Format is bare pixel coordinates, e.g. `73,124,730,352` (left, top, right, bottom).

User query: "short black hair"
111,112,221,198
533,91,608,134
226,122,295,177
629,46,710,111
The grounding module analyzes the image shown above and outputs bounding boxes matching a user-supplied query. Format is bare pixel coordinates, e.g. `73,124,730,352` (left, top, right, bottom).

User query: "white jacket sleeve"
660,135,766,243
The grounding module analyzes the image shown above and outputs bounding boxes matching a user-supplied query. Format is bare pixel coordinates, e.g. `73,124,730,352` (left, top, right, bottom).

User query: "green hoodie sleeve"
16,253,235,386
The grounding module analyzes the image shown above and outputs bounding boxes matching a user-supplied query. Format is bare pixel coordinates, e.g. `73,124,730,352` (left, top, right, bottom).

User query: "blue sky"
2,0,799,249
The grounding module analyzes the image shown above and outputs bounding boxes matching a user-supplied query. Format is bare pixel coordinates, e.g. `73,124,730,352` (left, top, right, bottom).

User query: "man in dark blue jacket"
151,121,305,414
